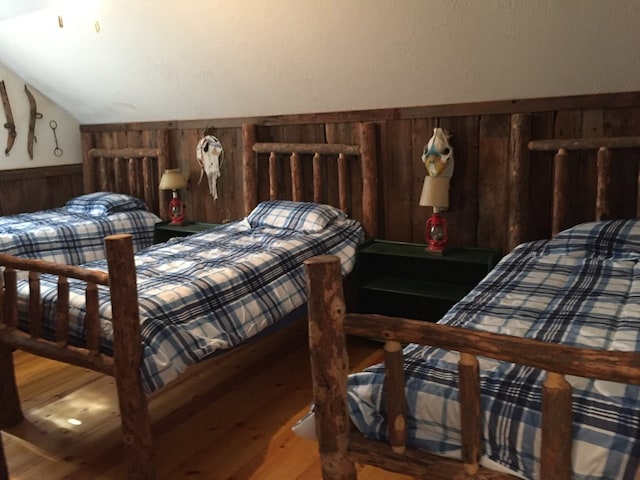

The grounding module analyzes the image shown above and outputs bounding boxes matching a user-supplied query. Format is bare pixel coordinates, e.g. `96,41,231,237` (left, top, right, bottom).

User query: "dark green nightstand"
355,239,502,322
153,221,220,244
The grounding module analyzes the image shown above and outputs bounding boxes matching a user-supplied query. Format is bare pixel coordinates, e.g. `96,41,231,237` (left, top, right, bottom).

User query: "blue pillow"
65,192,149,216
247,200,345,233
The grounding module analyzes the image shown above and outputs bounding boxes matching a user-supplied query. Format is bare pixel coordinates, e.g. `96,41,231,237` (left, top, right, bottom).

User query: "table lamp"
419,175,450,254
159,169,188,225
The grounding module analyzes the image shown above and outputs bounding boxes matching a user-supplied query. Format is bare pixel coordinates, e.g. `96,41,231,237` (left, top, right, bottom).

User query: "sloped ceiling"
1,0,640,126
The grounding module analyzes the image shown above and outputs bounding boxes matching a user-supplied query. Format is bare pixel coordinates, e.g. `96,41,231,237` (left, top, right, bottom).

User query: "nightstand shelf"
153,221,220,243
356,239,501,322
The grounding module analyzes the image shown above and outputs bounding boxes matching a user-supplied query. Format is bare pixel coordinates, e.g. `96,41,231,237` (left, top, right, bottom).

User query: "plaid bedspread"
18,218,364,394
0,208,160,264
348,219,640,480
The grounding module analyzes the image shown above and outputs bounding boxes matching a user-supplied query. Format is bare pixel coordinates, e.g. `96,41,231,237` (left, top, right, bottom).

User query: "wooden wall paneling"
81,132,96,193
326,123,362,222
554,110,595,230
382,119,414,241
211,126,243,223
180,128,207,223
602,107,640,219
477,115,511,250
528,112,555,242
410,118,436,244
439,115,480,248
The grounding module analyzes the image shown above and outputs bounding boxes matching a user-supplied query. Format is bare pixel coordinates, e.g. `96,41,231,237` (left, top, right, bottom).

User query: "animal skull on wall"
196,135,224,200
422,128,454,178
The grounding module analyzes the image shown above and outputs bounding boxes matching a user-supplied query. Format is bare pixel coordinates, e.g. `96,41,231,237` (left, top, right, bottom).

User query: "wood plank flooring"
2,320,412,479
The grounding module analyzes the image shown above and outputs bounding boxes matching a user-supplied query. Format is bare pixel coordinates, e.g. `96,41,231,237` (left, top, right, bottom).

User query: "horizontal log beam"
0,327,113,375
345,313,640,384
253,142,360,156
0,254,109,285
88,147,160,159
528,136,640,151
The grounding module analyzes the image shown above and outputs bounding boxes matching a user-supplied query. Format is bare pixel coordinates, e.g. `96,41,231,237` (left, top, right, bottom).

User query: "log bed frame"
304,134,640,480
0,122,378,480
82,131,171,218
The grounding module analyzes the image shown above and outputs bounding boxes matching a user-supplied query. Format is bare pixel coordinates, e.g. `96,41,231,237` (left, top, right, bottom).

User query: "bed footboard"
305,255,640,480
0,234,155,479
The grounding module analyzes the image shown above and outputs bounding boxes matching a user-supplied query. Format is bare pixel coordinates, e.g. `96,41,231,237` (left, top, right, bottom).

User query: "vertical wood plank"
478,115,510,249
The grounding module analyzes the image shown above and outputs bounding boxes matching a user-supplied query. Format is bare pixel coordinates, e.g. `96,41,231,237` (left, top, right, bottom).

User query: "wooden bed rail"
0,234,153,479
305,255,640,480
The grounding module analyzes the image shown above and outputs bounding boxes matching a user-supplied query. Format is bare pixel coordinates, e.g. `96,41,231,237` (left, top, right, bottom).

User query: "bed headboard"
81,130,170,218
241,123,379,238
506,114,640,251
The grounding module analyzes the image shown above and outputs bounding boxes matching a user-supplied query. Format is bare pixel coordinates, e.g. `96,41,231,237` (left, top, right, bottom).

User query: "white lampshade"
159,169,188,191
419,175,449,208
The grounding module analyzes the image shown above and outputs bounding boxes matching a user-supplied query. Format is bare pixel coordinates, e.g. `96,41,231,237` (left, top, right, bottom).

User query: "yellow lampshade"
419,175,449,208
159,169,188,191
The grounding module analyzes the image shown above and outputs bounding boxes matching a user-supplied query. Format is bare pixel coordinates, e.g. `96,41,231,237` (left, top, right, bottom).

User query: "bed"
0,192,160,265
304,135,640,480
0,122,379,480
0,140,170,266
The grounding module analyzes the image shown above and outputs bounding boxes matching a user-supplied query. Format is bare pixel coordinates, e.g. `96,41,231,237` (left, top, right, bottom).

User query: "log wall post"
305,255,356,480
507,113,530,252
105,234,154,480
242,123,258,215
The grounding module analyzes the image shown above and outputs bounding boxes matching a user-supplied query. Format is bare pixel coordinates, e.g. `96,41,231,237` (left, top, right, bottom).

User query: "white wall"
0,0,639,148
0,63,81,170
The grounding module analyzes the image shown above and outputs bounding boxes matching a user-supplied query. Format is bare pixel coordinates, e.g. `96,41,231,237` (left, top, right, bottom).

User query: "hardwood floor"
2,320,412,479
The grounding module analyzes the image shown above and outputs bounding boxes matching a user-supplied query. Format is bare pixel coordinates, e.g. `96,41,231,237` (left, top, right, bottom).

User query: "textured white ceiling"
1,0,640,125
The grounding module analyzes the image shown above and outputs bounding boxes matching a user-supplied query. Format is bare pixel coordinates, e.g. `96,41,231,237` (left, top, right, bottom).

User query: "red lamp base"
168,195,185,225
425,212,448,254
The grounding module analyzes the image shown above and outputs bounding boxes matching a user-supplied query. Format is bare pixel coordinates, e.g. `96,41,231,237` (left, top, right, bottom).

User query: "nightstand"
355,239,501,322
153,221,220,244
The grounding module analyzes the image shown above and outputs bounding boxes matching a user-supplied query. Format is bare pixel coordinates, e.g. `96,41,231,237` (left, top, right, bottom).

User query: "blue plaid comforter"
18,218,365,394
0,208,160,264
348,219,640,480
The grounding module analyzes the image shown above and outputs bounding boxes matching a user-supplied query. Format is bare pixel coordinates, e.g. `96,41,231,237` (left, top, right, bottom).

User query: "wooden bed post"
0,342,23,428
507,113,530,252
359,122,378,239
305,255,356,480
105,234,154,480
0,267,24,428
242,123,258,215
0,431,8,480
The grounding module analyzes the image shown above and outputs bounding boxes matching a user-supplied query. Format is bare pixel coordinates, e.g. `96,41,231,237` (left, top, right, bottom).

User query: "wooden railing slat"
383,341,407,453
28,272,42,339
